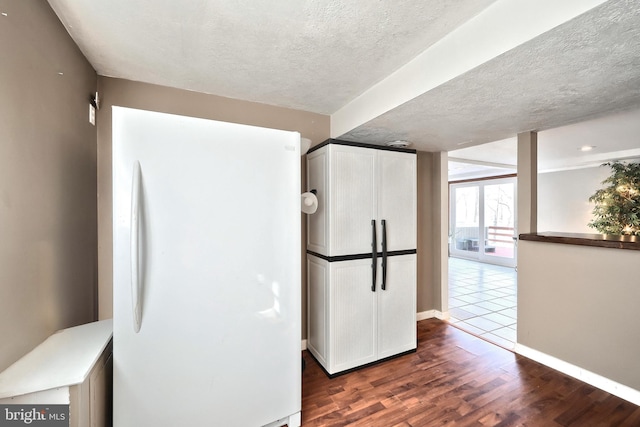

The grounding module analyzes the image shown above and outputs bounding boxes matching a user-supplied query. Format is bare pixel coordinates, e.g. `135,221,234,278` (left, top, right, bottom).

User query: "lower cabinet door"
308,254,416,376
329,258,377,374
377,254,417,359
307,255,328,367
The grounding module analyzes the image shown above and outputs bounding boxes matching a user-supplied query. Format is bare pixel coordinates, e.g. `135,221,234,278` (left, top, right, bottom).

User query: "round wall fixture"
386,140,411,148
301,191,318,214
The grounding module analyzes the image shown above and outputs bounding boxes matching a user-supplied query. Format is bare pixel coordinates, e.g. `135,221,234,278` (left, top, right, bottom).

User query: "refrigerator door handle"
371,219,377,292
130,161,142,333
381,219,387,291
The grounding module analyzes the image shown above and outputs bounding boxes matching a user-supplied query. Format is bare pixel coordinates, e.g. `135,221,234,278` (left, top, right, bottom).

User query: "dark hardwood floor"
302,319,640,426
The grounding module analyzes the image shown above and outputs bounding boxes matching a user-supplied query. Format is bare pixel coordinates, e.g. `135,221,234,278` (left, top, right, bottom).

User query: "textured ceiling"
47,0,497,114
47,0,640,158
448,106,640,180
340,0,640,152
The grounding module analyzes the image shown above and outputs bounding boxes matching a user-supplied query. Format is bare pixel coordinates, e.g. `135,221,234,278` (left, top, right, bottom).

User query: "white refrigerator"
112,107,302,427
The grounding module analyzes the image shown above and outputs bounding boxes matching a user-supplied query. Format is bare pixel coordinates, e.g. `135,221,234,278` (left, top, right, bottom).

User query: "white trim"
515,343,640,406
448,157,516,170
417,310,447,321
417,310,435,321
301,339,307,351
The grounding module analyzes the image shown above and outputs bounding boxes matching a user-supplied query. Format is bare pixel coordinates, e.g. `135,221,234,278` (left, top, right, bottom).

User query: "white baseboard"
515,343,640,406
416,310,447,321
301,339,307,351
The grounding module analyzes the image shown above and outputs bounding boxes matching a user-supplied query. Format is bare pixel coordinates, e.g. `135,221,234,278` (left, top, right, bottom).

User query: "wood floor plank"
301,319,640,426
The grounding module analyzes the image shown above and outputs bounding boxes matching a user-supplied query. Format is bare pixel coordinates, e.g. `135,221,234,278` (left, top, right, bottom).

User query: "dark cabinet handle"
371,219,377,292
382,219,387,291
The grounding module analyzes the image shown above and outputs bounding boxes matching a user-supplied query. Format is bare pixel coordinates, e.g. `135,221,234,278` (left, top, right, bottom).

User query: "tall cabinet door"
377,150,417,251
377,254,417,359
306,255,328,367
329,145,376,257
307,150,328,255
329,258,377,373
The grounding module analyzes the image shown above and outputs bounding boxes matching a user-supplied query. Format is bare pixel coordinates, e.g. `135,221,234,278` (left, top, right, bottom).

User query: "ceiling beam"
330,0,607,139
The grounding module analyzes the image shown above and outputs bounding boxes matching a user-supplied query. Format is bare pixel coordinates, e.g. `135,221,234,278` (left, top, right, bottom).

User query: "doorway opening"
448,176,518,350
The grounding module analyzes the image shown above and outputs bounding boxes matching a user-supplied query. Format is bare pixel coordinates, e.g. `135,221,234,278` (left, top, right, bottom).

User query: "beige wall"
96,77,330,340
515,129,640,394
0,1,98,371
417,152,446,313
433,152,448,312
417,152,435,312
518,241,640,391
517,131,538,234
538,166,609,233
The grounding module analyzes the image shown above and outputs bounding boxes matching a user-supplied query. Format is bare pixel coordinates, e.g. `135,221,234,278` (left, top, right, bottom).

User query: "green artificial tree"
588,161,640,236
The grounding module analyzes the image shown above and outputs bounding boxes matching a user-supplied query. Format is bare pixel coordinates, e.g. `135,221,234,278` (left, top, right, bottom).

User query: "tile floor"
448,257,517,350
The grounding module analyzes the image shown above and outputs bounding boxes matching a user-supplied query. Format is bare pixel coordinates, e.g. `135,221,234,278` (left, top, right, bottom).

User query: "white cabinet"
0,320,113,427
306,141,416,376
308,143,416,257
307,254,417,375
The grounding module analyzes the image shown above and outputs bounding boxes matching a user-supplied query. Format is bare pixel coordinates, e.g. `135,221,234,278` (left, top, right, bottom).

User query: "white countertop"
0,319,113,399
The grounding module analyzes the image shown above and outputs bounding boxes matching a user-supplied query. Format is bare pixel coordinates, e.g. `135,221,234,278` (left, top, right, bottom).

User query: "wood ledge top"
518,232,640,251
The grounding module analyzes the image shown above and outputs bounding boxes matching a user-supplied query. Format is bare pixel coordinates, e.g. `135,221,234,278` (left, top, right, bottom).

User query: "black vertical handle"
371,219,377,292
382,219,387,290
